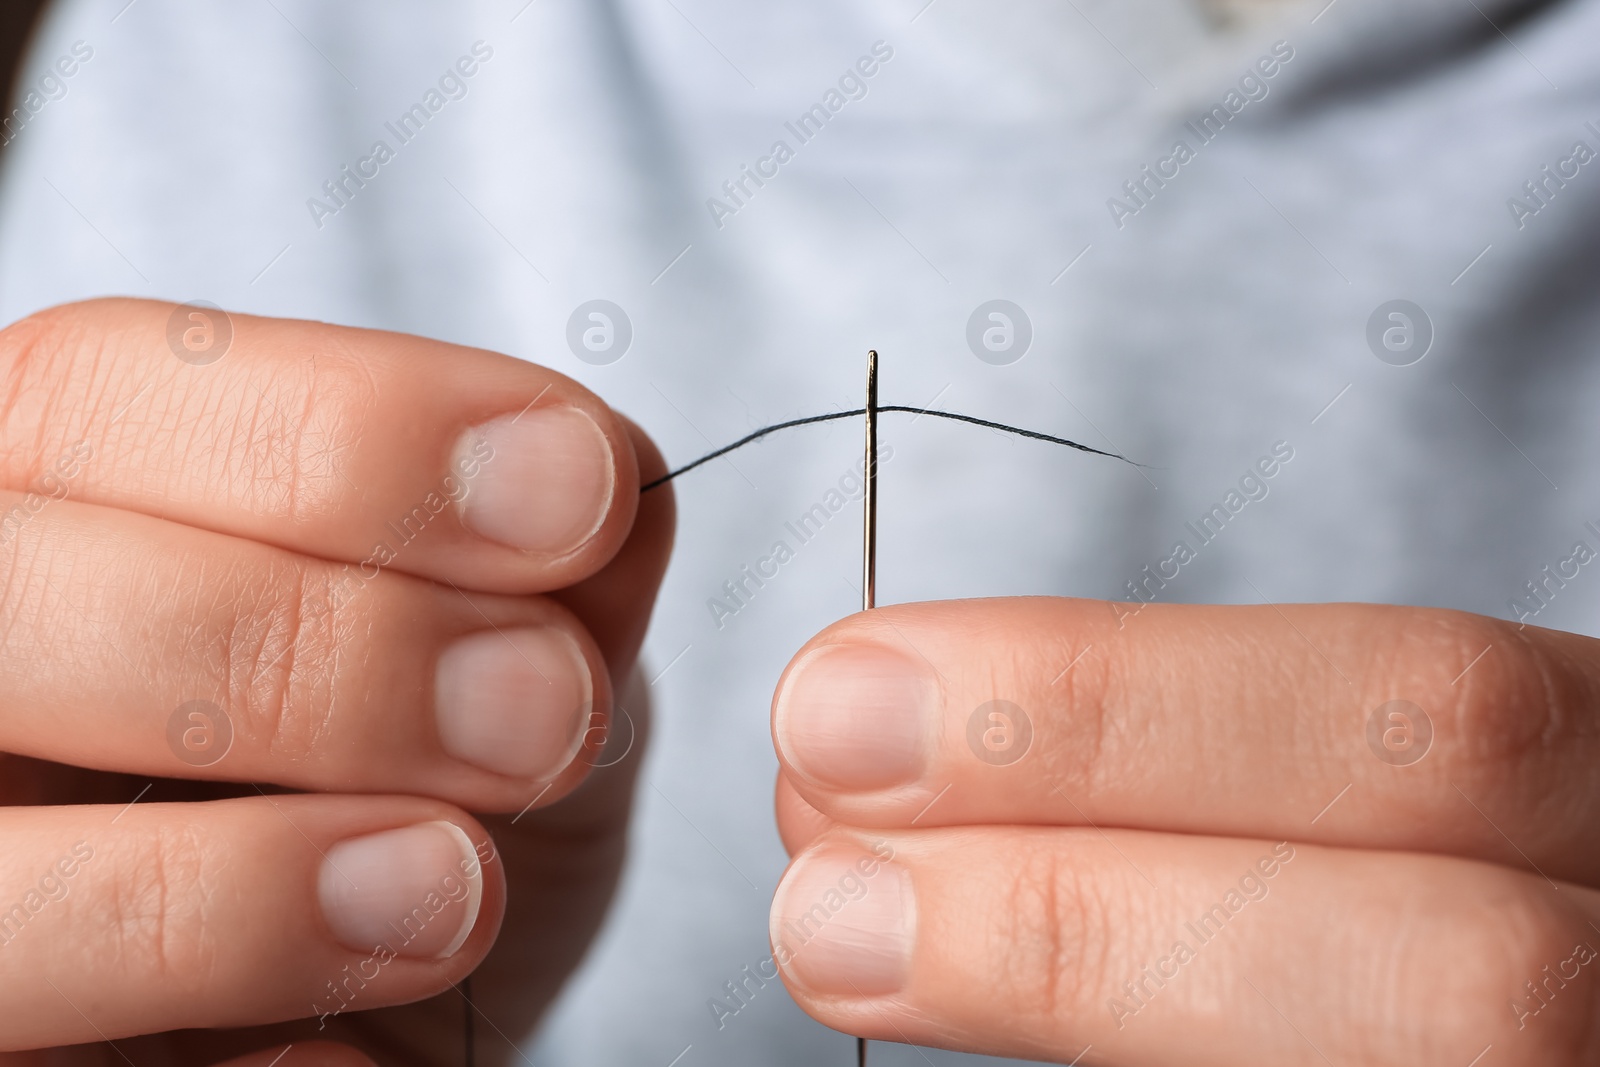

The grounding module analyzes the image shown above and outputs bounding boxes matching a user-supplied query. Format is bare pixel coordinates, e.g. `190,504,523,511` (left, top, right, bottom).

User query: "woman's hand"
770,597,1600,1065
0,299,673,1064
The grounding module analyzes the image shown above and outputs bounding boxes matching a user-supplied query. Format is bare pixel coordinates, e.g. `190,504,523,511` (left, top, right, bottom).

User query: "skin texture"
0,299,674,1064
771,598,1600,1065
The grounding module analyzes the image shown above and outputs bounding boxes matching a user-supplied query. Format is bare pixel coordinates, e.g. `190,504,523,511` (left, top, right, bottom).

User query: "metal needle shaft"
858,350,878,1067
862,349,878,615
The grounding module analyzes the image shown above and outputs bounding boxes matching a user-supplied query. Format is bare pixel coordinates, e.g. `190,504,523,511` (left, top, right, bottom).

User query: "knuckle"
0,301,382,527
1040,642,1112,796
987,840,1113,1024
1393,611,1566,789
1419,882,1600,1059
99,823,220,985
207,344,377,526
217,560,345,763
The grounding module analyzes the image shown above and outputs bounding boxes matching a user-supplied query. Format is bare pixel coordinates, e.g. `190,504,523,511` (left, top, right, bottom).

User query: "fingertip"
316,814,504,963
769,835,915,1002
617,410,668,485
617,411,675,560
775,771,839,855
773,641,937,798
452,390,641,585
550,412,675,680
455,406,616,553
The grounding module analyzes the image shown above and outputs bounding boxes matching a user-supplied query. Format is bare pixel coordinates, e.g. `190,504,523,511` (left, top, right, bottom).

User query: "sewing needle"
858,349,877,1067
863,349,878,616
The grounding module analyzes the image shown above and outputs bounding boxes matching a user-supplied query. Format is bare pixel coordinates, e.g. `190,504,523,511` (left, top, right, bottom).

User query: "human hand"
0,299,672,1064
769,598,1600,1064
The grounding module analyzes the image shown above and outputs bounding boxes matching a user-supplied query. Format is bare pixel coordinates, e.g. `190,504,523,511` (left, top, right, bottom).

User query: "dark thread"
641,405,1133,491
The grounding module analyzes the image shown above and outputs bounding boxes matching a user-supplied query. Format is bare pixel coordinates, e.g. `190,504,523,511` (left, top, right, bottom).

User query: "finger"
210,1043,376,1067
0,796,504,1051
770,828,1600,1065
0,298,639,593
776,771,838,856
771,598,1600,882
552,413,675,682
0,492,613,813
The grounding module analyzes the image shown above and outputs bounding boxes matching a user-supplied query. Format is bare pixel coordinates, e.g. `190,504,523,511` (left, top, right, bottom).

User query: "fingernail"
770,845,915,996
434,627,592,780
318,821,485,959
455,406,615,555
774,644,937,791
